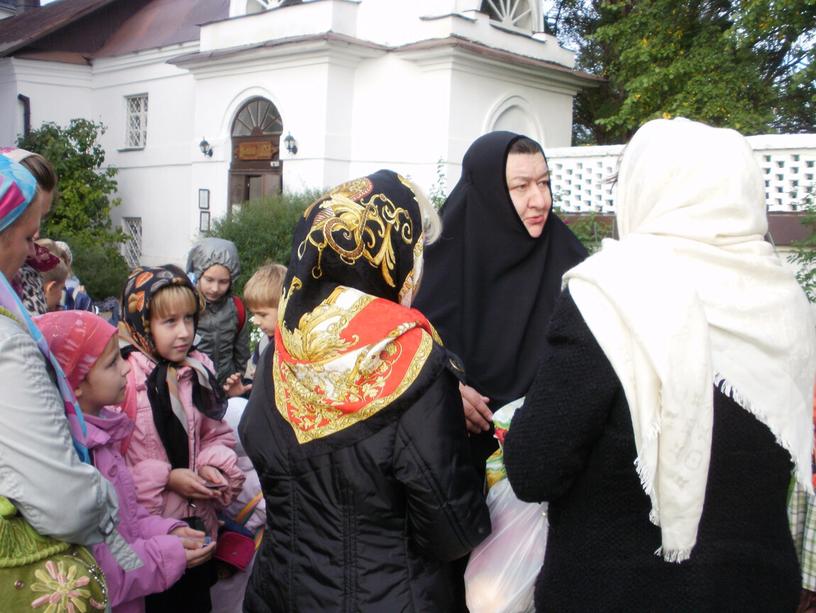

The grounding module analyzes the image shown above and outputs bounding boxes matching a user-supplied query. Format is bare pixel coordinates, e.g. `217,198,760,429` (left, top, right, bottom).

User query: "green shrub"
789,186,816,302
64,233,130,300
560,211,615,254
18,119,127,300
207,191,320,294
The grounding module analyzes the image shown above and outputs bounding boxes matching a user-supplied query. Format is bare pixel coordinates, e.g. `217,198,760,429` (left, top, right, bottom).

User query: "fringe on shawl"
633,405,695,564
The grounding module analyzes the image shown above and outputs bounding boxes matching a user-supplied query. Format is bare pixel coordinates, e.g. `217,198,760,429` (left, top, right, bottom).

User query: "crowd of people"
0,117,814,613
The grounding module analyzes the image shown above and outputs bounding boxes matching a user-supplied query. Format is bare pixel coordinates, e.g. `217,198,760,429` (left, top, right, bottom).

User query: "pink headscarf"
35,311,117,390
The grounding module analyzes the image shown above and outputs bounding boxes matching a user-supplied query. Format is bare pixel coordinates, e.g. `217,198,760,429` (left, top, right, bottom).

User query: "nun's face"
505,152,551,238
0,197,42,279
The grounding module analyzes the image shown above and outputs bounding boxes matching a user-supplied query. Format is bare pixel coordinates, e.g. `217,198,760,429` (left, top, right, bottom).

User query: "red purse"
214,492,264,572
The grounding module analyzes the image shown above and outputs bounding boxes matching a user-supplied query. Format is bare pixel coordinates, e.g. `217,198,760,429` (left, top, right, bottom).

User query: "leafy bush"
65,233,131,300
18,119,126,299
789,186,816,302
559,211,615,254
207,191,320,294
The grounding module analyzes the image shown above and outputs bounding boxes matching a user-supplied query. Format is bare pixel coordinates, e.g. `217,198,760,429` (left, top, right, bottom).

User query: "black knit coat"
504,290,800,613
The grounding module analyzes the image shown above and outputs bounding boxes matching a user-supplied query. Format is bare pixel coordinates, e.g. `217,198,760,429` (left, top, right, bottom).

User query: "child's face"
150,306,195,363
198,264,231,303
76,334,130,414
251,306,278,337
44,279,65,312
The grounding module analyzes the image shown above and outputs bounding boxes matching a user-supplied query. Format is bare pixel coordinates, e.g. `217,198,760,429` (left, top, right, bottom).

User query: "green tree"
546,0,816,144
789,187,816,301
18,119,129,298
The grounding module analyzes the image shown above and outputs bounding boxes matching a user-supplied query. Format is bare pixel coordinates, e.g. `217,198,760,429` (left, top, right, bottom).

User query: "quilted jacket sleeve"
393,370,491,562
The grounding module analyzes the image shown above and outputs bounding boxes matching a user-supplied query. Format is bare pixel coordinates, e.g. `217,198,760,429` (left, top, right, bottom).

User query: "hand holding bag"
465,399,548,613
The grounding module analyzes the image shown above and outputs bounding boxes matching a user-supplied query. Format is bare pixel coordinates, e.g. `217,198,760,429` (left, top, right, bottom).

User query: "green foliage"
64,233,131,300
429,158,448,209
789,186,816,302
546,0,816,144
559,210,615,253
18,119,127,298
18,119,123,241
207,190,320,294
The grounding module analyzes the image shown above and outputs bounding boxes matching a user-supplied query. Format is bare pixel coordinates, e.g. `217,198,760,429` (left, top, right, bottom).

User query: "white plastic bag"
464,399,548,613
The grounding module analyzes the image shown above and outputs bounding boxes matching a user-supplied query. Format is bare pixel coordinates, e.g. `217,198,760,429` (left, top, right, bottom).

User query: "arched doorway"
229,97,283,212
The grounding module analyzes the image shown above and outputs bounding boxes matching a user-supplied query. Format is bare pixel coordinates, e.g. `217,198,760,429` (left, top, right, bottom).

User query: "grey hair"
402,178,442,245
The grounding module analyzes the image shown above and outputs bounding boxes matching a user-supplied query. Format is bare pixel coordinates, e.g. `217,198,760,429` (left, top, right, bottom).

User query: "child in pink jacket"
35,310,216,613
118,265,245,613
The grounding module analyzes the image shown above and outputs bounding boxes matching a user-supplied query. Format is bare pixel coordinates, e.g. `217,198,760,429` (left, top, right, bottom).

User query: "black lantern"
199,137,213,158
284,132,298,155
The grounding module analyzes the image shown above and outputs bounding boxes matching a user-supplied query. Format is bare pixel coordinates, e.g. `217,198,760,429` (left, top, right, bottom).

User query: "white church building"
0,0,598,265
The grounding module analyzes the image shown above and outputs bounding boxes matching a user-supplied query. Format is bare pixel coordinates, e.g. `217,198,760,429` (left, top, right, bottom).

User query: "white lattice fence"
547,133,816,214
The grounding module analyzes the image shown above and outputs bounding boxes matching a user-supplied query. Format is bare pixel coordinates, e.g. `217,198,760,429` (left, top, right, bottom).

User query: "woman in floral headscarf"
0,154,118,547
240,169,490,612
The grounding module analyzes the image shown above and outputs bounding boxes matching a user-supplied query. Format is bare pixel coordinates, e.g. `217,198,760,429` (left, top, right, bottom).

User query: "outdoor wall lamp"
284,132,298,155
199,138,213,158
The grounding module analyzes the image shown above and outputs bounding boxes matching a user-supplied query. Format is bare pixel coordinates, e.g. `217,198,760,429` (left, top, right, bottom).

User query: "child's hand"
167,468,217,499
223,372,252,397
170,525,206,549
171,525,216,568
198,465,227,488
183,539,216,568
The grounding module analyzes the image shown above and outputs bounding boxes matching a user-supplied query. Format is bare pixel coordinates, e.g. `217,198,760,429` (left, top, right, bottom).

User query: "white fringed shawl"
564,118,816,562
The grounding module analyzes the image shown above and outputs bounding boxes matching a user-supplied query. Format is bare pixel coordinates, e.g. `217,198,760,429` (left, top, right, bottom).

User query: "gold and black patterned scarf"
274,170,443,446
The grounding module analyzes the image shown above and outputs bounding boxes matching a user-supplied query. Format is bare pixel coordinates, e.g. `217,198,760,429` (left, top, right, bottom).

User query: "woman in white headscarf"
504,118,816,612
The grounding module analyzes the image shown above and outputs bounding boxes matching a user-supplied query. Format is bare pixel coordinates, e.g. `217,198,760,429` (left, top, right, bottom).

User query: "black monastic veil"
414,131,587,472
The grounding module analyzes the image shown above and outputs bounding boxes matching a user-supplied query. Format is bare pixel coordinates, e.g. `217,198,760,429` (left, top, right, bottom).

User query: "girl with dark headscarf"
414,131,587,475
117,265,244,612
239,170,490,612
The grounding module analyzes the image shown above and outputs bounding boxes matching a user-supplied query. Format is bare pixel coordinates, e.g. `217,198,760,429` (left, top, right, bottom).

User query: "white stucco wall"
1,0,590,265
91,46,199,266
0,59,94,144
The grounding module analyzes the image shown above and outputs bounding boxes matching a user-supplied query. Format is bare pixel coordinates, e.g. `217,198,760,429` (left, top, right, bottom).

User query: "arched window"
480,0,540,31
246,0,302,12
231,97,282,137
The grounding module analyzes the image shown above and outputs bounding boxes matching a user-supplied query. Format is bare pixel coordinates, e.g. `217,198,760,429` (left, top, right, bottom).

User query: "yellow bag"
0,496,108,612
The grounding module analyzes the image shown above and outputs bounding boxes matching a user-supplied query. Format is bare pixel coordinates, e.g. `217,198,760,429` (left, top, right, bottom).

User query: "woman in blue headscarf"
0,154,118,546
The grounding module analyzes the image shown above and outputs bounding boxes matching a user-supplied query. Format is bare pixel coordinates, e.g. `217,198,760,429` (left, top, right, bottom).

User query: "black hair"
508,136,543,156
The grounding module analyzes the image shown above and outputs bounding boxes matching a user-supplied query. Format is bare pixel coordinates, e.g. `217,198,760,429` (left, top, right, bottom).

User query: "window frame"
123,93,149,150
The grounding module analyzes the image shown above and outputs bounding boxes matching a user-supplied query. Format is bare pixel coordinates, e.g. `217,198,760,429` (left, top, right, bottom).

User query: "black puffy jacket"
240,344,491,612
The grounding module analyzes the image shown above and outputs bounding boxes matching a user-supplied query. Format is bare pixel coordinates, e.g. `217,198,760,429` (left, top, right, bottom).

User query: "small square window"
125,94,148,148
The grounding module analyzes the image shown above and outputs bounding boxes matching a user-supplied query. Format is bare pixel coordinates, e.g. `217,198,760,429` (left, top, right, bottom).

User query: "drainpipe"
17,94,30,136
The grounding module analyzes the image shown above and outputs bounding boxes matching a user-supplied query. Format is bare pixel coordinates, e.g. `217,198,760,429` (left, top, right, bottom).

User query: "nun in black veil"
414,131,587,478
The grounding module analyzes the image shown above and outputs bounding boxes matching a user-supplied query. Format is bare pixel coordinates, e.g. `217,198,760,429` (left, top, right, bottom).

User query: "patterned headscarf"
273,169,442,447
35,311,117,390
0,154,36,232
120,265,227,469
